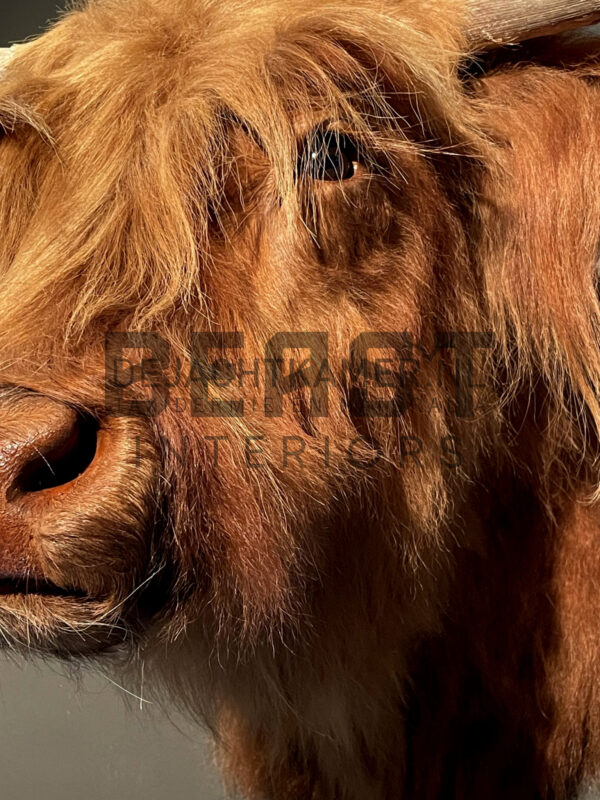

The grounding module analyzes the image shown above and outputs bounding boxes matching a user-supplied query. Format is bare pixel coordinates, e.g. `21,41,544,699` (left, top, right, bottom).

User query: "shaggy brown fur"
0,1,600,797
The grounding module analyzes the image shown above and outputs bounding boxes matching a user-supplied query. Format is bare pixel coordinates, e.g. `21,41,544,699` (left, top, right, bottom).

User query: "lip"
0,590,127,658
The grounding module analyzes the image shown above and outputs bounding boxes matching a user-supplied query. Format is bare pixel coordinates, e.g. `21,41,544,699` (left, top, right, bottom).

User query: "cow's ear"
465,0,600,52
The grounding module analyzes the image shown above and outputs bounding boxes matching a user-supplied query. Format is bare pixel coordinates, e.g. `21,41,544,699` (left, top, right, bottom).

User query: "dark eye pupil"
300,130,359,182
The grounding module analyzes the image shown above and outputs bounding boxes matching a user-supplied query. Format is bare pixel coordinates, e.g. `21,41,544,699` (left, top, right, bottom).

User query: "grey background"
0,4,227,799
2,1,66,46
0,657,227,800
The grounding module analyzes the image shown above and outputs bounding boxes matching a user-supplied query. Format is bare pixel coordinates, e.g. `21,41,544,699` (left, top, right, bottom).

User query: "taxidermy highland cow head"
3,0,600,797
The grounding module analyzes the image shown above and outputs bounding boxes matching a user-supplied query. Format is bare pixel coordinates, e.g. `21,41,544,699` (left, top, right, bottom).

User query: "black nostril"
17,414,99,493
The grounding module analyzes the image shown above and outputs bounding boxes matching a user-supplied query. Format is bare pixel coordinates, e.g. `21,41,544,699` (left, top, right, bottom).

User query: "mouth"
0,575,88,599
0,576,128,658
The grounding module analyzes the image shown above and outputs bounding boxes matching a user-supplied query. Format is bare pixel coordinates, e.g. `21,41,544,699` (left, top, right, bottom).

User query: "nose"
0,394,97,500
0,393,98,577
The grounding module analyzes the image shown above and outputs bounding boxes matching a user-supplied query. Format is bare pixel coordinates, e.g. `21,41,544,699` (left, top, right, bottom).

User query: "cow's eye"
298,129,360,182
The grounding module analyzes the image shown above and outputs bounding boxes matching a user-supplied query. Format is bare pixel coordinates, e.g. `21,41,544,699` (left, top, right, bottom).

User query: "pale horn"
0,44,25,74
0,48,14,73
465,0,600,50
